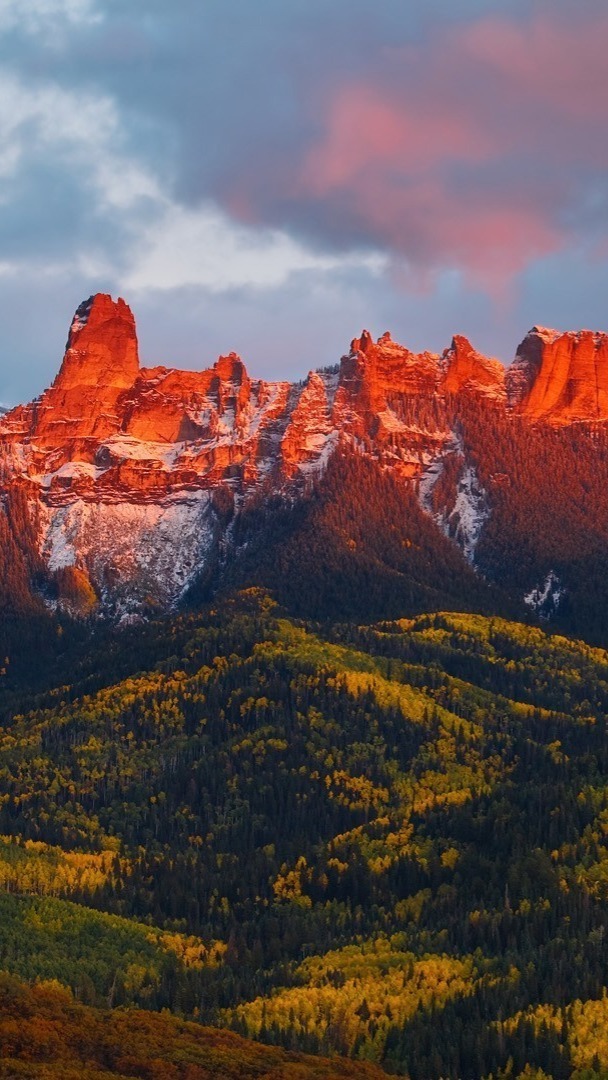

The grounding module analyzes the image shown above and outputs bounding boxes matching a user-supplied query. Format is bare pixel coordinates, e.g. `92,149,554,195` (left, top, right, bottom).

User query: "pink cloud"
278,11,608,289
461,14,608,121
334,171,562,292
301,84,494,195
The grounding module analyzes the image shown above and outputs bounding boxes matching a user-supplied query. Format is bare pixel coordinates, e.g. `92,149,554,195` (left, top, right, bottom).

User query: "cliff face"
7,295,140,456
508,326,608,422
1,294,607,616
441,335,506,401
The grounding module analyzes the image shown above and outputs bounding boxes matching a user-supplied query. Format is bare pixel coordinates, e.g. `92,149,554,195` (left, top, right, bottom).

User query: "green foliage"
224,449,510,622
3,591,608,1075
0,888,227,1011
455,399,608,644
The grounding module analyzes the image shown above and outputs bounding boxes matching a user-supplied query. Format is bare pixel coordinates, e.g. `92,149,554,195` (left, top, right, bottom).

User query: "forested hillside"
2,591,608,1076
0,972,382,1078
455,399,608,644
224,451,509,623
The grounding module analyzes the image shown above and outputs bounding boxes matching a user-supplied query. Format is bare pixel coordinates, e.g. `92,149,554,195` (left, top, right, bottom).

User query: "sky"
1,0,608,404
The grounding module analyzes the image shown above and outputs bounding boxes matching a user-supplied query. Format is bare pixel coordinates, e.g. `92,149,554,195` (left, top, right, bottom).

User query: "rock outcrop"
32,294,139,453
441,335,506,402
1,296,607,615
508,326,608,422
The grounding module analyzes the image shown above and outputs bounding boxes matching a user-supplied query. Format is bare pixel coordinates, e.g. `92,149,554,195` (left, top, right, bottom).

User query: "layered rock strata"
1,294,604,613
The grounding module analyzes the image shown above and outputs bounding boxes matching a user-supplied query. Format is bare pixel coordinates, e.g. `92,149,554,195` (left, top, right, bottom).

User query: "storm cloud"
1,1,607,402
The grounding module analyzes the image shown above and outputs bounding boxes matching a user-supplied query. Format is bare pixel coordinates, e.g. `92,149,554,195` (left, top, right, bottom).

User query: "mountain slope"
2,592,608,1075
225,448,511,622
2,294,608,640
0,973,382,1079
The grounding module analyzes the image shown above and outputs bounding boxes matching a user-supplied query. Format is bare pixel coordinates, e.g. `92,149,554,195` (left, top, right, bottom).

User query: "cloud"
0,68,160,275
2,1,608,405
7,3,607,291
0,0,101,40
122,202,384,293
210,10,608,288
0,66,381,298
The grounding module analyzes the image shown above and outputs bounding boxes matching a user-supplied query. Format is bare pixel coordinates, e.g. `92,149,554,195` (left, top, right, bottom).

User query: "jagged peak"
527,325,562,345
518,326,608,354
213,352,248,385
304,369,326,386
67,293,135,346
9,291,608,443
350,329,374,355
441,334,505,400
54,293,140,393
449,333,476,354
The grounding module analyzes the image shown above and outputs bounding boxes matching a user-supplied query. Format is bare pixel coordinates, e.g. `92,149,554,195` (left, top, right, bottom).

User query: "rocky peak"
56,293,139,392
509,326,608,422
442,335,506,401
20,294,141,454
341,330,442,396
281,371,334,475
213,352,248,386
3,293,608,616
350,329,374,355
211,353,251,429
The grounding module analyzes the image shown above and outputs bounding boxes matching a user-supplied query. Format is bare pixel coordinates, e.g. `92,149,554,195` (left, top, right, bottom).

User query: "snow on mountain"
524,571,565,618
418,444,489,564
2,293,607,616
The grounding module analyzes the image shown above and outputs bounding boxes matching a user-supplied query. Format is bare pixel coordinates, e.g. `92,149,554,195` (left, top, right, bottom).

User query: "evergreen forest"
2,582,608,1076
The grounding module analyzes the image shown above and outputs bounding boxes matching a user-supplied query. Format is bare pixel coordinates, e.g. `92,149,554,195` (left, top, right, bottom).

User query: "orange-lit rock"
509,326,608,422
441,335,506,402
33,294,140,452
2,293,608,613
57,293,139,390
331,330,445,451
281,371,335,476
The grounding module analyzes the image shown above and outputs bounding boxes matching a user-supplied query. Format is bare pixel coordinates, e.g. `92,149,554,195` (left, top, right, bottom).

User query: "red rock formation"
2,293,608,613
34,294,140,453
441,335,506,402
509,327,608,422
4,297,608,510
281,372,334,476
57,294,139,390
331,330,444,449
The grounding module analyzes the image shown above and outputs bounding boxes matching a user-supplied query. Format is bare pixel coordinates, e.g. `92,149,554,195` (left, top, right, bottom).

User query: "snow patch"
70,297,94,336
524,570,564,618
42,505,78,570
378,408,409,434
446,465,490,562
40,491,217,613
419,453,489,563
530,326,561,344
103,435,184,467
418,457,444,512
36,460,105,489
297,431,339,476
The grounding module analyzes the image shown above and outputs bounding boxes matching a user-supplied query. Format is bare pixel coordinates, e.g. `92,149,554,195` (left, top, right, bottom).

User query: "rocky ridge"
1,294,607,615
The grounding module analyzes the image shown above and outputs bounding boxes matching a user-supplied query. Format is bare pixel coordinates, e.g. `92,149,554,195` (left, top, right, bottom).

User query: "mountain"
2,294,608,639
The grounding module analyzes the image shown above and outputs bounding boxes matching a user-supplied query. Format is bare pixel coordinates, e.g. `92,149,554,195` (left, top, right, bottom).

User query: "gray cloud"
1,1,608,404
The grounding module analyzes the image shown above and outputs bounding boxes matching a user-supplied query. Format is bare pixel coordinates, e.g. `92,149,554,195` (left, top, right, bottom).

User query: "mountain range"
1,292,608,641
